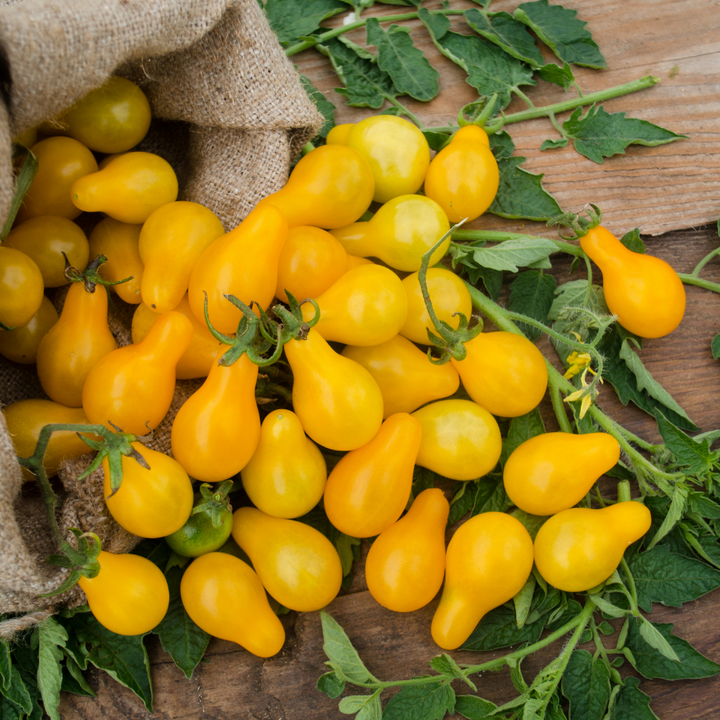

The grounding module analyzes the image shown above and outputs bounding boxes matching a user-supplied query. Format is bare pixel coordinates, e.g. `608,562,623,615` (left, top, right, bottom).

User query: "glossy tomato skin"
180,552,285,657
580,225,685,338
257,144,374,229
412,399,502,481
424,125,499,224
36,282,118,407
165,499,233,558
2,399,94,480
102,442,193,539
82,311,193,433
78,551,169,636
232,507,343,612
534,502,651,592
323,413,423,538
0,246,44,329
5,216,89,287
16,137,98,222
451,332,548,418
0,295,58,364
284,328,383,452
171,352,260,482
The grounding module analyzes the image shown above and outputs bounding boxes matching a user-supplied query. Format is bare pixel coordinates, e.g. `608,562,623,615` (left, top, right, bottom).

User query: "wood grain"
59,1,720,718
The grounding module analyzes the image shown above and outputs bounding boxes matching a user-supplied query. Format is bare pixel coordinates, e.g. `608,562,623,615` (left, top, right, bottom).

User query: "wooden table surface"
60,1,720,718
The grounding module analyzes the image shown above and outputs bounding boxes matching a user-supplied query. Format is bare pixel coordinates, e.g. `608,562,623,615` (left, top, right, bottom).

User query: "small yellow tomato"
0,295,58,364
0,246,45,329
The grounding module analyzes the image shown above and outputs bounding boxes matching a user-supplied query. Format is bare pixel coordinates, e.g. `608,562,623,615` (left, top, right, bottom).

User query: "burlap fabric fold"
0,0,323,624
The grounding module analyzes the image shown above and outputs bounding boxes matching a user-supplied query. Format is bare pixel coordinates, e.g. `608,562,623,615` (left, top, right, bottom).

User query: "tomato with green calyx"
0,295,57,364
0,246,44,330
165,481,234,558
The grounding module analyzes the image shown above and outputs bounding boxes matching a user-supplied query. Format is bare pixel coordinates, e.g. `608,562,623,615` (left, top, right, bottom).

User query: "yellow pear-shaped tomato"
504,432,621,516
275,225,348,303
451,332,548,418
82,311,193,433
331,195,450,272
232,507,342,612
412,399,501,481
180,552,285,657
0,246,44,329
424,125,499,224
188,204,287,334
284,328,383,451
342,335,459,418
17,137,97,222
2,399,94,480
102,442,193,538
365,488,449,612
257,144,374,229
400,268,473,345
534,502,652,592
46,76,151,154
0,295,58,364
5,216,89,288
323,413,422,538
241,410,326,518
171,353,260,482
88,218,144,304
432,512,534,650
345,254,373,270
301,264,407,346
37,282,118,407
341,115,431,203
139,201,225,313
79,551,169,636
326,123,353,145
580,225,685,338
71,152,178,224
132,294,223,380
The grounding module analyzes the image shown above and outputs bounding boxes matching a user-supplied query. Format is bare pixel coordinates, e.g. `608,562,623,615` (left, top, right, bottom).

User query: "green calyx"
192,480,234,529
63,252,133,293
40,530,102,598
547,203,603,240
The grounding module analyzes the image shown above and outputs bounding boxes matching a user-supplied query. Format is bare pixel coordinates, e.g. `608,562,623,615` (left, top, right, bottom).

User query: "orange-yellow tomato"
0,295,58,364
0,246,44,329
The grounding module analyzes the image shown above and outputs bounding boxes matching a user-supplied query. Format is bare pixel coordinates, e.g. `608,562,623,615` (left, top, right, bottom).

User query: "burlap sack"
0,0,323,626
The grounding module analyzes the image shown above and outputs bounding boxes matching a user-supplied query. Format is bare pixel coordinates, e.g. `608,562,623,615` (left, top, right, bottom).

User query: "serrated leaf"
423,130,451,151
712,334,720,360
0,641,11,691
448,477,511,526
507,270,557,340
627,543,720,612
513,575,536,629
382,681,455,720
537,62,575,89
609,677,658,720
689,492,720,519
620,228,645,253
339,693,380,717
366,18,439,102
656,412,716,473
36,618,68,720
449,244,504,299
500,408,545,466
317,670,345,699
563,105,686,164
647,483,688,549
637,617,680,662
511,509,548,542
467,237,557,273
548,279,608,320
420,11,535,109
263,0,347,44
490,156,563,221
460,603,543,652
625,617,720,680
0,662,33,714
464,8,545,68
541,137,569,151
320,612,374,685
561,649,611,720
454,694,498,719
429,654,472,688
299,74,335,140
62,653,95,698
70,614,153,712
318,38,396,109
514,0,606,68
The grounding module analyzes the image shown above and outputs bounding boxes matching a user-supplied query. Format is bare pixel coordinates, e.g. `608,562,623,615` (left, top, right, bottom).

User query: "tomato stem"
678,272,720,295
451,230,583,258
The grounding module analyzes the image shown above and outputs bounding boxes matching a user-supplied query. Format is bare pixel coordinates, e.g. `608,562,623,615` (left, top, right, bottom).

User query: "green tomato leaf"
68,614,153,713
711,333,720,360
464,8,545,68
448,477,511,526
688,492,720,519
318,38,397,109
460,603,544,652
299,74,336,140
563,105,687,164
620,227,645,253
624,617,720,680
512,575,536,629
0,641,11,691
320,611,375,685
655,412,717,474
423,130,451,151
537,62,575,89
507,269,557,340
263,0,347,45
609,678,659,720
637,616,680,663
317,670,346,699
428,653,475,690
36,618,68,720
339,692,381,718
541,136,569,151
366,18,439,102
448,244,504,300
420,10,535,109
466,237,558,273
454,694,498,719
376,0,421,6
0,661,33,714
382,681,456,720
61,654,95,698
511,509,548,542
561,649,611,720
500,408,546,466
627,543,720,612
514,0,606,69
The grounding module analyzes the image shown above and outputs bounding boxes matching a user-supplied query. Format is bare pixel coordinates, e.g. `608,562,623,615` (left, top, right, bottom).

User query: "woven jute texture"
0,0,323,623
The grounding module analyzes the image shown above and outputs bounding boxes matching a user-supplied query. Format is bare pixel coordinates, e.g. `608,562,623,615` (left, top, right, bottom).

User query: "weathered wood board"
59,1,720,718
